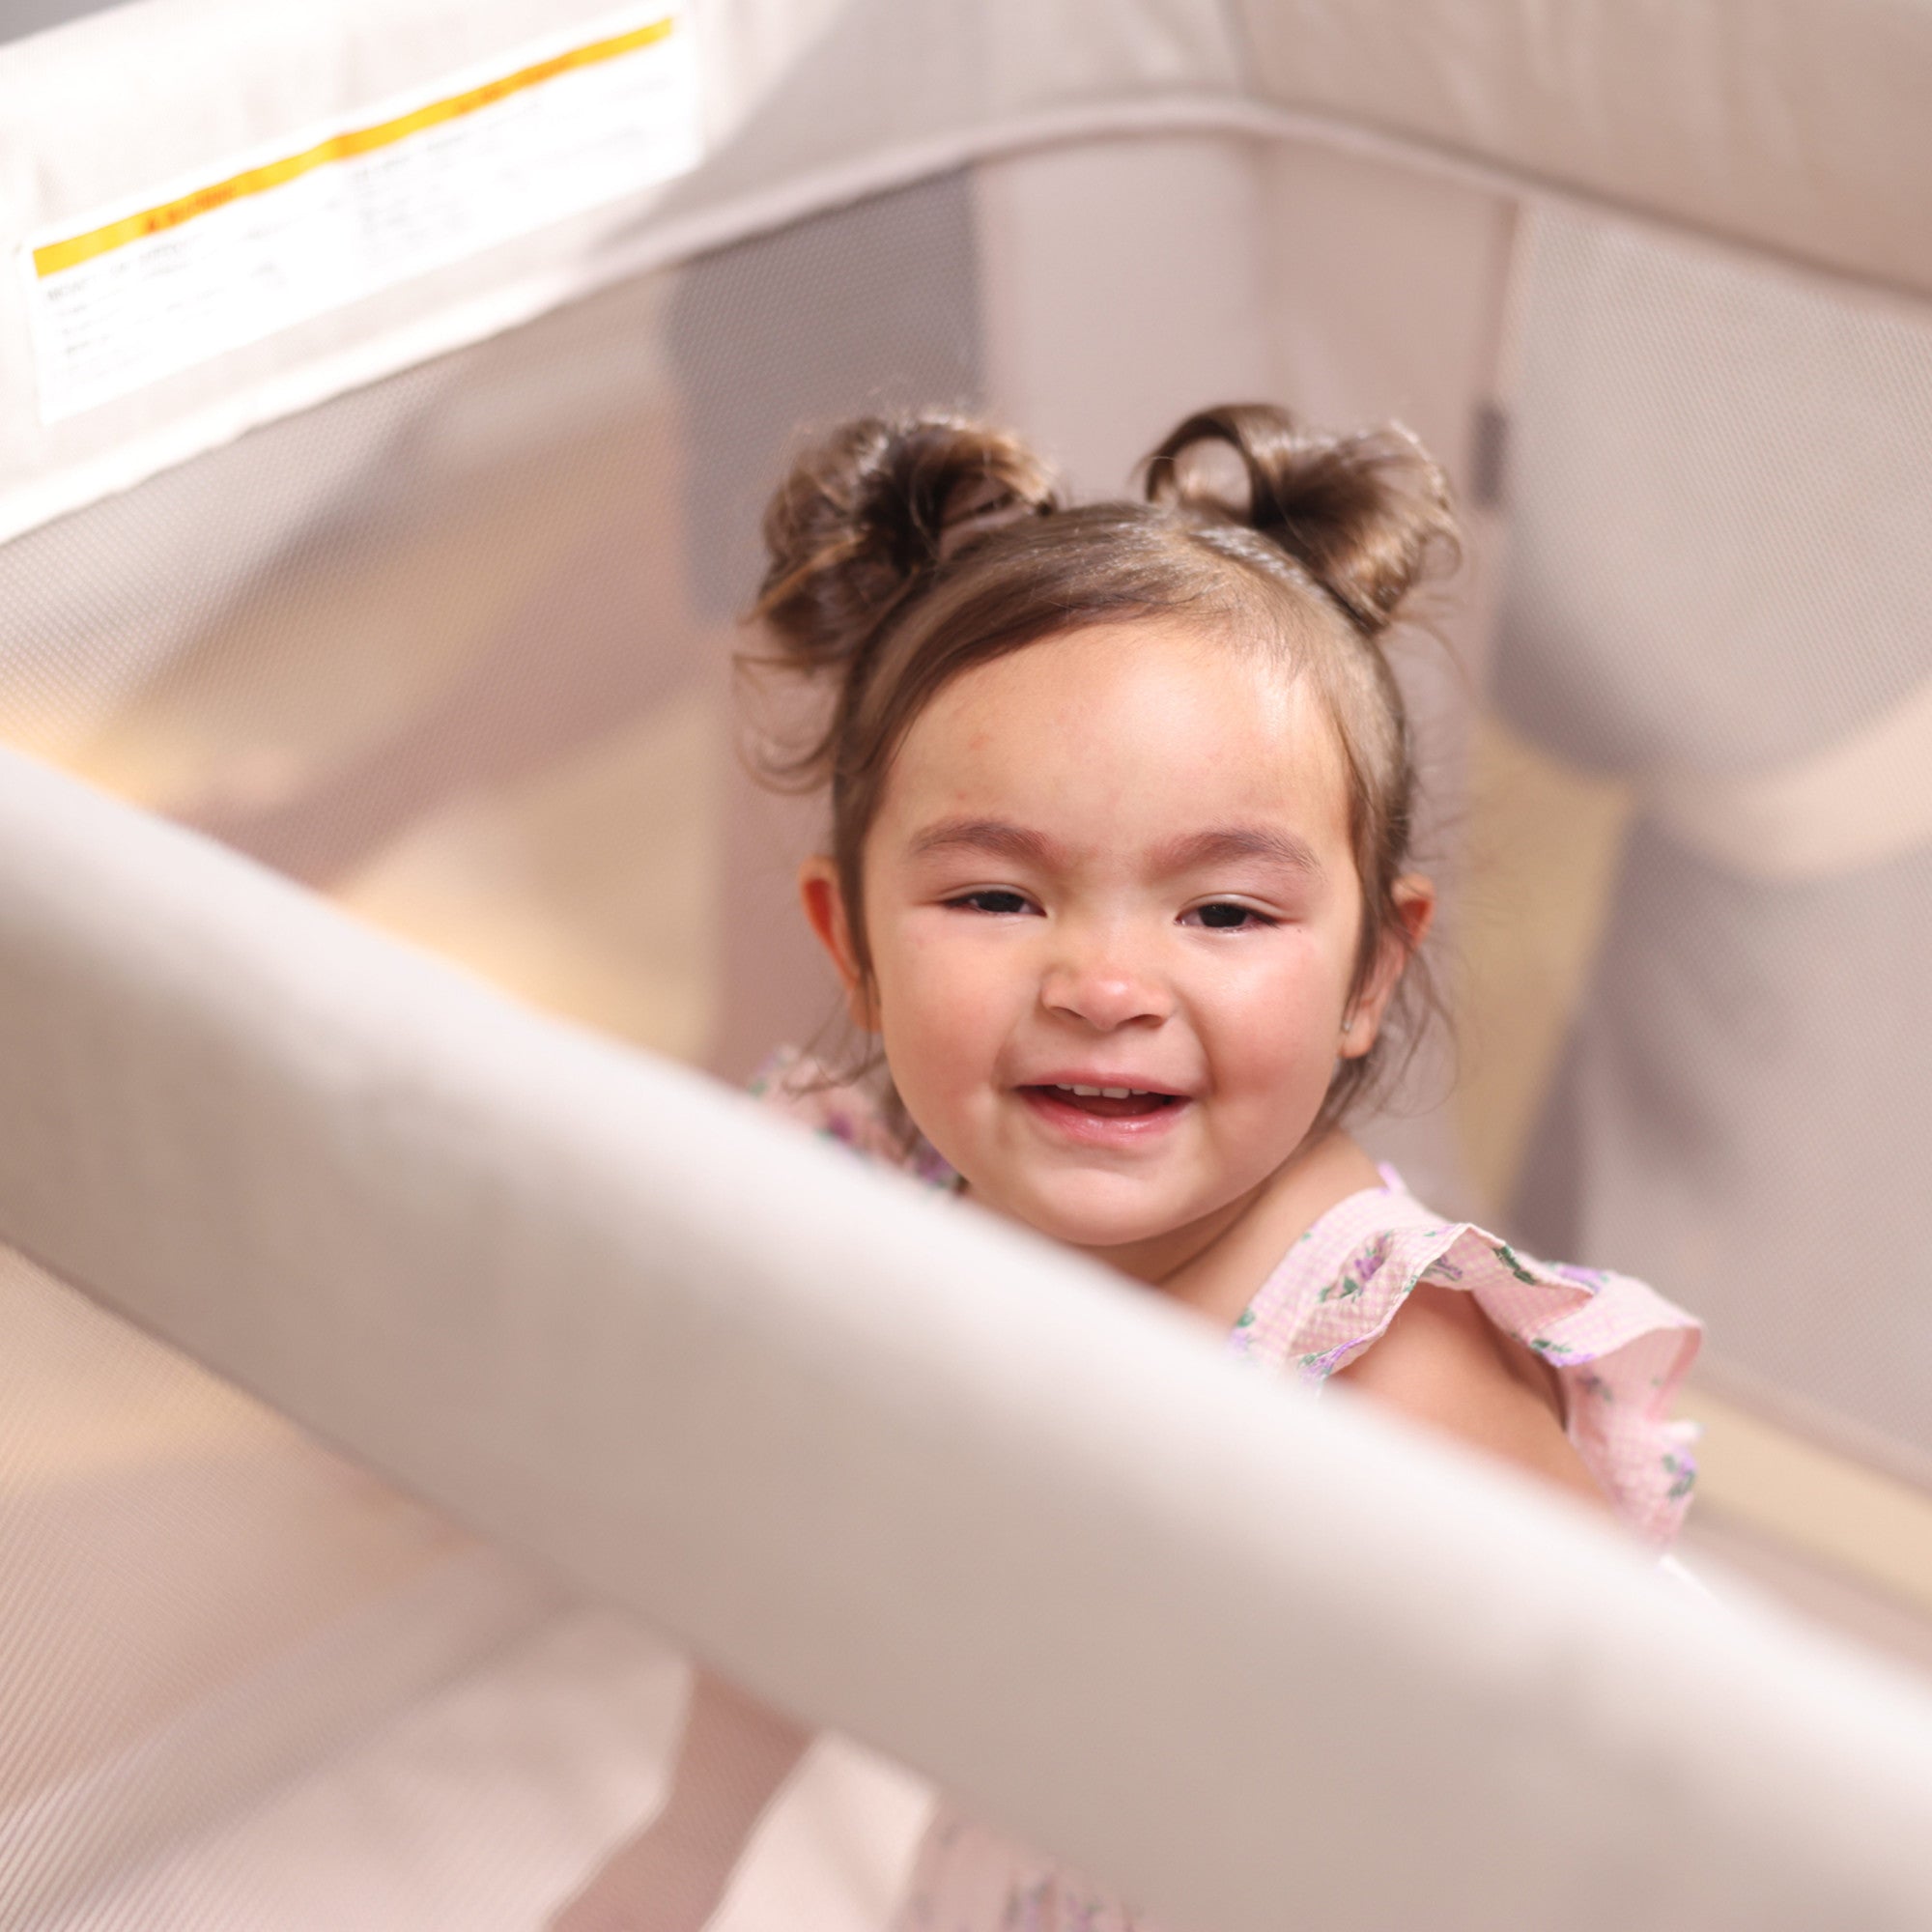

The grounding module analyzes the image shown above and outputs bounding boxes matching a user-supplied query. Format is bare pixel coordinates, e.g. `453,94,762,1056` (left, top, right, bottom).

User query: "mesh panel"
1,265,721,1061
0,1238,556,1923
1495,206,1932,775
1492,204,1932,1461
667,171,981,619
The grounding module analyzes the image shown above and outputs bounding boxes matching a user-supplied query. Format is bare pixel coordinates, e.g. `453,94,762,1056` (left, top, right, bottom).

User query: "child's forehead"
914,620,1333,759
884,622,1352,843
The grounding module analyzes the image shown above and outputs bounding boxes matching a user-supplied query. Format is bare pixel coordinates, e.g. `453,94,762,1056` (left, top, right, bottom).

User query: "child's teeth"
1061,1084,1144,1099
1069,1084,1100,1096
1100,1087,1130,1098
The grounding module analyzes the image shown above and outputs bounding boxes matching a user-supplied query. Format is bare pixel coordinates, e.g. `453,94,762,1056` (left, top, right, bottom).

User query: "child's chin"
1011,1188,1180,1255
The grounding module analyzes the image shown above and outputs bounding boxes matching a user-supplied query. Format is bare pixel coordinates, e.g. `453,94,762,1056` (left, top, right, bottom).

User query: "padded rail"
2,752,1932,1925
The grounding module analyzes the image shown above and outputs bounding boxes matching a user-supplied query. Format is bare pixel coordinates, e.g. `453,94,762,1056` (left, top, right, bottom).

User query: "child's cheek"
878,926,1007,1123
1208,951,1347,1116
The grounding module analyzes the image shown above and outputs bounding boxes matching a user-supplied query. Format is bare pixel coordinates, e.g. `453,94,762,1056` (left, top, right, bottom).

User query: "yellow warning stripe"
32,14,675,277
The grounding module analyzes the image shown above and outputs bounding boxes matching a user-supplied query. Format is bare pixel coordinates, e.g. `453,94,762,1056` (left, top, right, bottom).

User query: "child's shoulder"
1233,1171,1704,1545
750,1047,958,1189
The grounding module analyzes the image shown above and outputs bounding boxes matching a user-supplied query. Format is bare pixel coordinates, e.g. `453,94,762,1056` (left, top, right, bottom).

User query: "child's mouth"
1021,1083,1183,1121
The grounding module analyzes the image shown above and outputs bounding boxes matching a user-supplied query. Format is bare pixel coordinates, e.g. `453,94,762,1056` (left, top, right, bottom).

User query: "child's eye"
949,889,1036,916
1187,901,1275,930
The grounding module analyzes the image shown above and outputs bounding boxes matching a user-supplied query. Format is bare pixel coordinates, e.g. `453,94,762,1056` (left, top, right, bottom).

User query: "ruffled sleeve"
1234,1183,1703,1546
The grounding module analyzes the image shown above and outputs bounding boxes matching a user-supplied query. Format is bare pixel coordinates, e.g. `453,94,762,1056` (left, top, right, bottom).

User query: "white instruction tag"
21,6,699,421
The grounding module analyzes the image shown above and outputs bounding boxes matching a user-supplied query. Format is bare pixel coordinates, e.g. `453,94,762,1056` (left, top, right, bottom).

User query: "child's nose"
1039,941,1172,1031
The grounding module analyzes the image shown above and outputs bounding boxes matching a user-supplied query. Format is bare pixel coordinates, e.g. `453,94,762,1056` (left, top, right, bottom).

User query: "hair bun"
755,412,1060,678
1144,403,1456,636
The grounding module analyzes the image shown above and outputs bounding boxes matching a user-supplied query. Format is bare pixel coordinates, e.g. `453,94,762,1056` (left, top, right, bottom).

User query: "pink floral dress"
753,1051,1705,1932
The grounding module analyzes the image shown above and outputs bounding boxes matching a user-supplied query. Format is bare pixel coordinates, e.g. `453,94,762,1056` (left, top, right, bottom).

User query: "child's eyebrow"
905,817,1062,867
904,819,1323,878
1152,827,1326,877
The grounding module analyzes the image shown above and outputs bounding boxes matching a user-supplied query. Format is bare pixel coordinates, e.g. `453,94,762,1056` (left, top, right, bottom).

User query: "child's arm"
1331,1281,1614,1515
549,1670,814,1932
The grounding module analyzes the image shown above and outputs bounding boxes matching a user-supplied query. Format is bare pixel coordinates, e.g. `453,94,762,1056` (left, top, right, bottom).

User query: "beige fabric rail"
6,753,1932,1928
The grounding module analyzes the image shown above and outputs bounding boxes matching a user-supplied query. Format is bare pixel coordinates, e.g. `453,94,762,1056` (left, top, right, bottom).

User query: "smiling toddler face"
847,621,1373,1263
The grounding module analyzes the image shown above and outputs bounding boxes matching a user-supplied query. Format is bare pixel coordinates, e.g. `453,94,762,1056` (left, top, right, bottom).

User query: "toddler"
553,403,1702,1932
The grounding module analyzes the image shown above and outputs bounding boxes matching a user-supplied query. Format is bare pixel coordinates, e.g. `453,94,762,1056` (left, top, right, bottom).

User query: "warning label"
22,7,699,420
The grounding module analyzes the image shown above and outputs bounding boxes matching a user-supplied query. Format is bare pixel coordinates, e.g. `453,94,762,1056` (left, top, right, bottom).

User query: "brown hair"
753,403,1458,1131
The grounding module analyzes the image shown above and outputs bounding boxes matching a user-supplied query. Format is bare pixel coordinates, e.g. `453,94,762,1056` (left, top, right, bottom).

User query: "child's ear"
1341,873,1435,1060
798,856,876,1031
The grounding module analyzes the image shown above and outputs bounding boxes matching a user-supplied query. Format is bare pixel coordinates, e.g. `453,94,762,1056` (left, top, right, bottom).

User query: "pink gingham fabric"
754,1055,1704,1932
1226,1163,1702,1545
